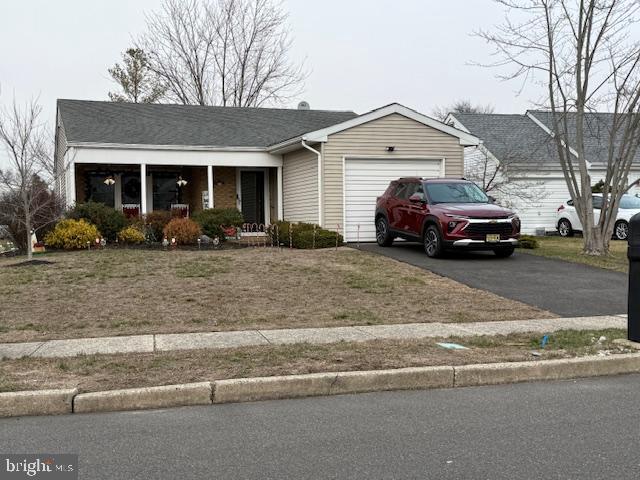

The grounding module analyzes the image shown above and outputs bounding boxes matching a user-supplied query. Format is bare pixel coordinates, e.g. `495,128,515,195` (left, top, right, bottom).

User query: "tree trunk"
583,225,606,256
25,221,33,261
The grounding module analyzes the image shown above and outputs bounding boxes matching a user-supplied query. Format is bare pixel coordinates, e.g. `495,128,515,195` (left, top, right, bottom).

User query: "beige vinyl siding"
282,145,318,223
322,113,465,229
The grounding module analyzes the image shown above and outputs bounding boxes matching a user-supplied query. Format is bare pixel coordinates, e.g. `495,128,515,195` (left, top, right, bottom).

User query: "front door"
240,171,265,225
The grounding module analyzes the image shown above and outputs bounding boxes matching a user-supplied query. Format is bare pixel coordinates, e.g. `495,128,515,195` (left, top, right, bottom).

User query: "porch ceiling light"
176,176,188,187
103,176,116,186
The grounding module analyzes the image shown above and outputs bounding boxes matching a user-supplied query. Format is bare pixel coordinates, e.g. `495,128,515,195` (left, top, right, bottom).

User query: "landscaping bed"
0,248,551,343
0,329,627,393
522,236,627,272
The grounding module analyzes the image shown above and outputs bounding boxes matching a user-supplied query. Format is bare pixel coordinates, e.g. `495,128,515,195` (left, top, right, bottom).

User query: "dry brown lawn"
0,328,626,393
0,247,552,343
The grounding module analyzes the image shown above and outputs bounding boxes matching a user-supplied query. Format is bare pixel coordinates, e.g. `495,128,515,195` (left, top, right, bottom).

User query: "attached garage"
509,176,571,234
343,158,444,242
277,104,480,238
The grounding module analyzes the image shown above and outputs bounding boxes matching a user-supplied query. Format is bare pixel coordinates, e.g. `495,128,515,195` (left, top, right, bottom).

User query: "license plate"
486,234,501,243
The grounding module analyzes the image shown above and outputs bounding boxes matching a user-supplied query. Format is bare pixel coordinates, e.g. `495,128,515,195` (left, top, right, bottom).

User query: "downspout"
301,139,323,227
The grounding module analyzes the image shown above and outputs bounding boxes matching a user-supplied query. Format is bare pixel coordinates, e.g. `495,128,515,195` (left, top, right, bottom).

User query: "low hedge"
193,208,244,242
67,202,126,242
518,235,539,249
268,221,343,249
44,219,101,250
163,217,202,245
118,225,146,244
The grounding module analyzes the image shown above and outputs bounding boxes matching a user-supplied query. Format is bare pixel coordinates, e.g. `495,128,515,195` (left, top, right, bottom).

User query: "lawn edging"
2,354,640,417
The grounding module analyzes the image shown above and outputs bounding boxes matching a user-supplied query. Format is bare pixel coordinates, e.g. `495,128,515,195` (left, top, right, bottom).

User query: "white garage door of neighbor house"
344,158,443,242
510,177,570,234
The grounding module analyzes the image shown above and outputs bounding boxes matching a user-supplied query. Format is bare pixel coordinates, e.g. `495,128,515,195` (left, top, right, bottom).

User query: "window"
152,173,180,211
122,173,141,205
395,182,423,201
86,173,115,207
620,195,640,209
394,183,409,200
424,182,489,204
592,196,603,210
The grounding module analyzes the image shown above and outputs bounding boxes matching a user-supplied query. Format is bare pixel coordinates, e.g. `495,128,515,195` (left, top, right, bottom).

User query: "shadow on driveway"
356,242,627,317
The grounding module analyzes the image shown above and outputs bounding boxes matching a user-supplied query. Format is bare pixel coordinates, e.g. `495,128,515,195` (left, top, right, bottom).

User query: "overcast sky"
0,0,546,165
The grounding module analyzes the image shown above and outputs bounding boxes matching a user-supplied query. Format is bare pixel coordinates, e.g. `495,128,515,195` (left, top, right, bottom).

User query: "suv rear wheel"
375,217,394,247
423,225,444,258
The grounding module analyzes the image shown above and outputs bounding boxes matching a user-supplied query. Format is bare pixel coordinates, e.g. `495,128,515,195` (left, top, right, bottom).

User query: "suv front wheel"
423,225,444,258
375,217,394,247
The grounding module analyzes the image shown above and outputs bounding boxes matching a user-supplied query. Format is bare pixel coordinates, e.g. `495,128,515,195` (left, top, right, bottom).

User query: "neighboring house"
55,100,478,242
448,111,640,235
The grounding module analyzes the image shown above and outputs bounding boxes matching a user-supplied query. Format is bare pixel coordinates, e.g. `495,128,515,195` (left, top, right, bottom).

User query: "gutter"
301,139,323,227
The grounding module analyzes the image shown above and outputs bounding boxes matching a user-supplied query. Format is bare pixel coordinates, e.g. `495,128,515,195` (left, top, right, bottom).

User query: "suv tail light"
557,204,565,212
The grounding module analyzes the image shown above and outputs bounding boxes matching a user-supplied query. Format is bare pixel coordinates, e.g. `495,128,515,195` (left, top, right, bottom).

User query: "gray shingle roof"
453,111,640,167
528,110,640,166
451,113,560,165
57,99,358,148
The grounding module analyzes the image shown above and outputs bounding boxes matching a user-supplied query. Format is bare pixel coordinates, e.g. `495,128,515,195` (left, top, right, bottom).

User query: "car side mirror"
487,195,496,204
408,193,426,203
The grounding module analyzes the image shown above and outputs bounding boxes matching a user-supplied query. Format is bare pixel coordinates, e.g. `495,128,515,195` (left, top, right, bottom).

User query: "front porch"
71,164,282,226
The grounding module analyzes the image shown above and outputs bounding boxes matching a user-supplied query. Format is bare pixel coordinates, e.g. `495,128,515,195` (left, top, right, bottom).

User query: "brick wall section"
184,166,207,213
213,167,237,209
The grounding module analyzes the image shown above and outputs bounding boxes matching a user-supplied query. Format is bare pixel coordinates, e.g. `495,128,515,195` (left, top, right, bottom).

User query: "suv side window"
592,196,603,209
394,183,409,200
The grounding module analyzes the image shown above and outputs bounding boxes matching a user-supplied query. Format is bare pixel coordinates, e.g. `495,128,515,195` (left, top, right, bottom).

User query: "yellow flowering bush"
44,219,100,250
117,225,146,244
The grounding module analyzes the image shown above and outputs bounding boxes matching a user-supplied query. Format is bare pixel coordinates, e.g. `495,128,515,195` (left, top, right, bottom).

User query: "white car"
556,193,640,240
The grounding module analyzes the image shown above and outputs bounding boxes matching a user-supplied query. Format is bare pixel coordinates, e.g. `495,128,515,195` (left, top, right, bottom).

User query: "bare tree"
465,145,545,208
0,98,61,260
433,99,495,122
136,0,305,107
478,0,640,255
108,48,166,103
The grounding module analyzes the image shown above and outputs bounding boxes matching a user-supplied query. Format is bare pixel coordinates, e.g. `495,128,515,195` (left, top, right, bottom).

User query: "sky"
0,0,546,165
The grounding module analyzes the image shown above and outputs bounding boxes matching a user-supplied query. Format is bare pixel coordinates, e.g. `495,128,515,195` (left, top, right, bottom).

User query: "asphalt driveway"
357,243,628,317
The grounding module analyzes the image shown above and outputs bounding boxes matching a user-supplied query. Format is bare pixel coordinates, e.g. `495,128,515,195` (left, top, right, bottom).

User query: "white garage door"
510,177,570,234
344,158,443,242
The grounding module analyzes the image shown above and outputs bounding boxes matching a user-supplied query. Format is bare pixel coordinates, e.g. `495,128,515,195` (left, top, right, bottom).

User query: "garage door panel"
344,159,443,242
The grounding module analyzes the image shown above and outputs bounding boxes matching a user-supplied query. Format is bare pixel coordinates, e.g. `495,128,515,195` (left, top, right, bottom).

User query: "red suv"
375,178,520,258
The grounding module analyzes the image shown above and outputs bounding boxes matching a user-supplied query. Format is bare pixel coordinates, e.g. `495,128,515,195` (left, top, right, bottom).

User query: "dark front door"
240,171,265,225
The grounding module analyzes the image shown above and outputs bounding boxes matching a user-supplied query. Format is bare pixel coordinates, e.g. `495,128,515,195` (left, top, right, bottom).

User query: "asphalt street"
2,374,640,479
358,242,628,317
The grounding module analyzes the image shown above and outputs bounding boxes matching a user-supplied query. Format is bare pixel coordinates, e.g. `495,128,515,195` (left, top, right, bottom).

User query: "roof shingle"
57,99,358,148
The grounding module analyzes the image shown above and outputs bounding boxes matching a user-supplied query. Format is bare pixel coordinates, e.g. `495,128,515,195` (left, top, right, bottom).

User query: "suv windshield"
620,195,640,209
424,182,489,204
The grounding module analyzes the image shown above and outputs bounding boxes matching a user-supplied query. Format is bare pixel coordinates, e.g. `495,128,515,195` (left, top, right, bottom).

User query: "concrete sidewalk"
0,315,627,360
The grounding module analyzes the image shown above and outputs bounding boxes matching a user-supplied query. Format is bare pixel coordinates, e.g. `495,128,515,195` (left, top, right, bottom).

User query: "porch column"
207,165,214,209
68,162,76,206
277,165,284,221
140,163,147,215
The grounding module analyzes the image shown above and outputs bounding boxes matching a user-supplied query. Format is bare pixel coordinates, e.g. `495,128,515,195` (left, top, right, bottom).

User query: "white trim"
301,140,323,227
140,164,147,215
207,165,214,209
68,162,76,205
302,103,480,146
67,142,267,152
72,148,283,168
236,167,270,226
277,165,284,221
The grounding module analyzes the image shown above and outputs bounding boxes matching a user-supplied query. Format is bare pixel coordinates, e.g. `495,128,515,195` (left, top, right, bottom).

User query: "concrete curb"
73,382,212,414
454,353,640,387
0,388,77,417
1,354,640,417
